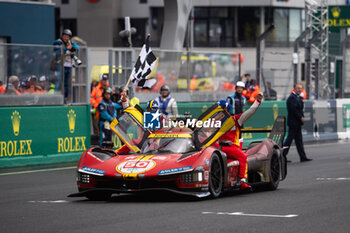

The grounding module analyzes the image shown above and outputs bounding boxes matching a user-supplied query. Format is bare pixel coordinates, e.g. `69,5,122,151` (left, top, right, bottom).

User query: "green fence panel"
0,105,91,168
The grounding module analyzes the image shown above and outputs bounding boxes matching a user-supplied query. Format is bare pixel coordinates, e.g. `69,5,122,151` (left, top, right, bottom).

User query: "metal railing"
0,43,89,106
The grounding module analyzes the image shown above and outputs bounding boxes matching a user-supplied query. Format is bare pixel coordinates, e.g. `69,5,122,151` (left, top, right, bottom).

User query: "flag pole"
124,33,151,91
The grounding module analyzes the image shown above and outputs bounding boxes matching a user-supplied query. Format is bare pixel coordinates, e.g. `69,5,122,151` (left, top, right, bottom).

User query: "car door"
192,103,235,149
110,106,149,153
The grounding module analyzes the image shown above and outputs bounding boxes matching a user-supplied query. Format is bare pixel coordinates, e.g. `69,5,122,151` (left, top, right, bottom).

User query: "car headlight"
77,172,91,184
181,170,203,184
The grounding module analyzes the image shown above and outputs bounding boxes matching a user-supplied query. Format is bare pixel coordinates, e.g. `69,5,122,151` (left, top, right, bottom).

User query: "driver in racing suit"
214,92,263,190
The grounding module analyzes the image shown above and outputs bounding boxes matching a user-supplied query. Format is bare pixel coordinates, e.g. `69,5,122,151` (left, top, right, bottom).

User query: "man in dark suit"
283,83,312,162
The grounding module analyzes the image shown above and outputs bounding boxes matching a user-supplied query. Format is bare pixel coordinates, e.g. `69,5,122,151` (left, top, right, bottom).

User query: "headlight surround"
77,172,91,184
181,166,204,183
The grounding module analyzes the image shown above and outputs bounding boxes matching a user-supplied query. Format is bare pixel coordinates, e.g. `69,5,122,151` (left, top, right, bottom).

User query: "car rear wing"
241,116,286,147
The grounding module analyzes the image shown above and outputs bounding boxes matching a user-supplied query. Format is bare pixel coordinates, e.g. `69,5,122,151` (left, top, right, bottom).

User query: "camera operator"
53,29,81,104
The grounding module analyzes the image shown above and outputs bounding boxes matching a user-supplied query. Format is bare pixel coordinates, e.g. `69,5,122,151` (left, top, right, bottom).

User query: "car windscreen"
141,136,196,154
111,112,147,152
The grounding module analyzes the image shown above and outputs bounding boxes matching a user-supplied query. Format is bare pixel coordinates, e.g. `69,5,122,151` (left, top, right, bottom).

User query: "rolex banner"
0,105,91,168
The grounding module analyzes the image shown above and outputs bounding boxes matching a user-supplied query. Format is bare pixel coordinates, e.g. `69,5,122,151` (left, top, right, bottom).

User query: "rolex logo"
67,109,76,133
11,110,21,136
331,7,341,18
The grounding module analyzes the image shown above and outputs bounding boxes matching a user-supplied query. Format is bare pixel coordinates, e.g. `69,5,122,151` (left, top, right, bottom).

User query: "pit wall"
0,105,91,168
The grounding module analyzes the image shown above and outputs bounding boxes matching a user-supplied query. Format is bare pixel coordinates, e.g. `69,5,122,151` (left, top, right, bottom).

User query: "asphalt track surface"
1,141,350,233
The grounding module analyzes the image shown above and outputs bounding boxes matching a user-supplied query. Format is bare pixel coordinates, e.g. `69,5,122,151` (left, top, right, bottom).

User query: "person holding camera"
53,29,81,104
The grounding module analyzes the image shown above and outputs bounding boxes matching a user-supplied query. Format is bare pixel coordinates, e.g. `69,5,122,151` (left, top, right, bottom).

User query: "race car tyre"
209,153,223,198
264,148,280,190
86,191,112,201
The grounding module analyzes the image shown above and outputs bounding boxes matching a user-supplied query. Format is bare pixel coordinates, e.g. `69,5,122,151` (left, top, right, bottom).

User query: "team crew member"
91,74,110,134
215,92,264,190
226,81,246,115
245,79,260,103
157,85,178,119
98,87,123,148
91,74,110,111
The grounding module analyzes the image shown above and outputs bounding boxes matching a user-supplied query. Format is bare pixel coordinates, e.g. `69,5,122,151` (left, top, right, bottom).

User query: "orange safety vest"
0,84,5,94
246,85,260,103
24,85,44,94
90,83,109,109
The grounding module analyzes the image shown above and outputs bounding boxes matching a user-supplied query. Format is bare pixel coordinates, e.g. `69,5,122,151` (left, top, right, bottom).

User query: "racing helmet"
62,29,72,37
160,85,170,95
218,99,231,110
103,87,113,96
147,99,159,111
236,81,245,88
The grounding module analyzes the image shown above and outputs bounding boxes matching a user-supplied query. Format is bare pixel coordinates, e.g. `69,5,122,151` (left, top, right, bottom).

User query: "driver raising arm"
215,92,264,190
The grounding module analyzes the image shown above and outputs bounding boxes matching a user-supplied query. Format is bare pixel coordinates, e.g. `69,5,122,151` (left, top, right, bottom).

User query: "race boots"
240,178,252,191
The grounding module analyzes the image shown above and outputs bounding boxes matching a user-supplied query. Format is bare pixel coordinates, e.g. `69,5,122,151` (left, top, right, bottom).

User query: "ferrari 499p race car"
69,104,287,200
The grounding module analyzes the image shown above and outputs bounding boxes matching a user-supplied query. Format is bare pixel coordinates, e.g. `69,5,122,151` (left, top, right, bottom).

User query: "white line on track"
202,212,298,218
28,200,68,203
0,166,76,176
316,177,350,181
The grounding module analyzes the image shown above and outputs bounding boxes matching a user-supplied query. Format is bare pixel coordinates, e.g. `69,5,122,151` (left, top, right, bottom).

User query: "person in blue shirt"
157,85,178,119
226,81,246,115
98,87,123,148
53,29,80,104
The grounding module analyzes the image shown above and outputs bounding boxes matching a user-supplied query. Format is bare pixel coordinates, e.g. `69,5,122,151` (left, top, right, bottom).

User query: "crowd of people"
0,29,81,99
0,74,57,96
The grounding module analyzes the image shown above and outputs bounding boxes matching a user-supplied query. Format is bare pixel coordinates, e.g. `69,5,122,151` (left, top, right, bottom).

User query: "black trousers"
283,125,307,160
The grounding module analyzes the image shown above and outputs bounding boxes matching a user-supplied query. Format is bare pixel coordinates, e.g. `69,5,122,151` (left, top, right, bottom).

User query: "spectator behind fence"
0,81,5,94
264,81,277,100
48,76,57,94
6,75,21,95
242,73,251,89
25,75,44,94
39,76,50,92
152,73,166,93
53,29,80,104
244,79,260,103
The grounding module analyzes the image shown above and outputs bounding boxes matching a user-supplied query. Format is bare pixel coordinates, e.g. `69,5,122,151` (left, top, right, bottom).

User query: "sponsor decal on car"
151,156,167,160
158,166,192,175
81,166,105,176
116,159,156,174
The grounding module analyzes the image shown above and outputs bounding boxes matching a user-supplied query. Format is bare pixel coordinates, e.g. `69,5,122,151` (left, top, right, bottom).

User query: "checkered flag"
130,35,157,89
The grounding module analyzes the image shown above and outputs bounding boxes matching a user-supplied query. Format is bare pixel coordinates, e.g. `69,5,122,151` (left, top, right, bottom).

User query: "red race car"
69,104,287,200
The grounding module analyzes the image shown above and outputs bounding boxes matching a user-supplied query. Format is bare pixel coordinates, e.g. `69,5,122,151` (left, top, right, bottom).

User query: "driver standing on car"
215,92,264,190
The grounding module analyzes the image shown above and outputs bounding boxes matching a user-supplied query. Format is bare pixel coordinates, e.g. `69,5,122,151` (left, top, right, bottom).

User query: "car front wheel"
209,153,223,198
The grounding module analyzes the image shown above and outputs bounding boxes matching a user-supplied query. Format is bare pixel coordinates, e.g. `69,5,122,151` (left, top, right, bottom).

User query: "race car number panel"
116,160,156,174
